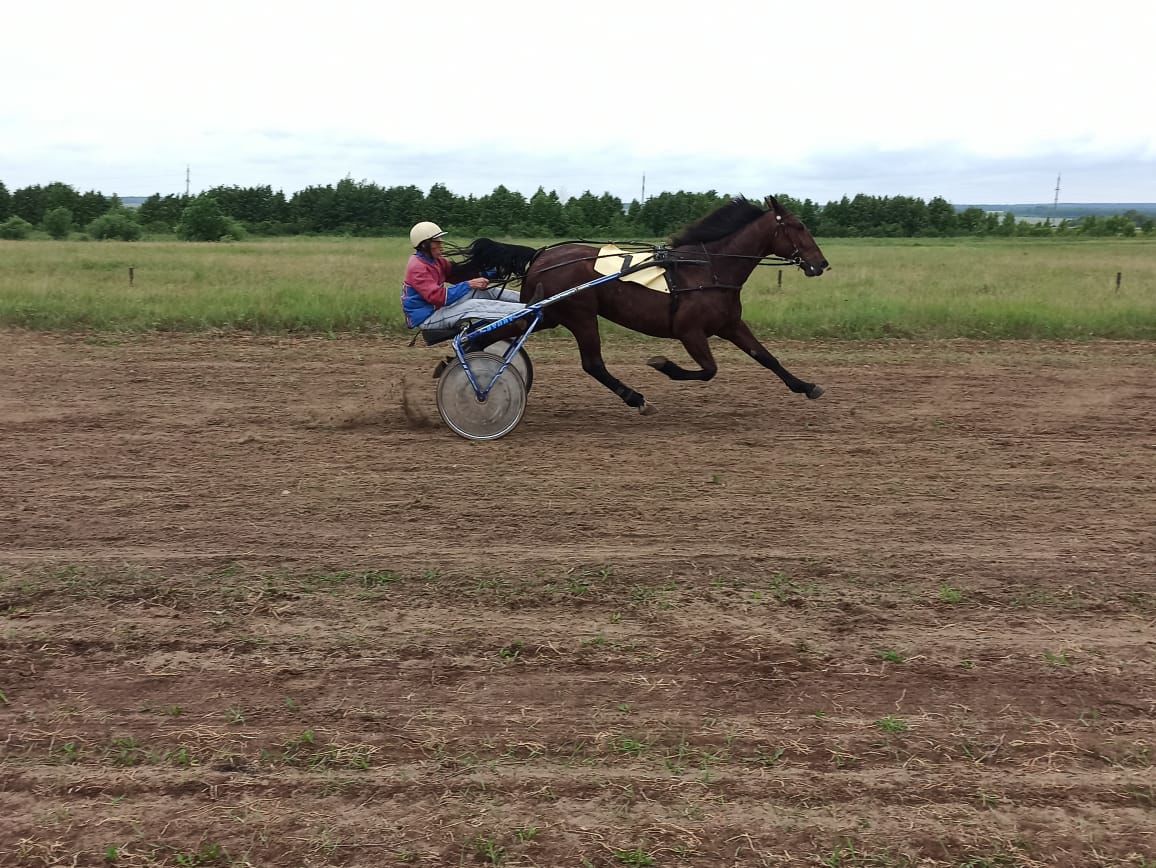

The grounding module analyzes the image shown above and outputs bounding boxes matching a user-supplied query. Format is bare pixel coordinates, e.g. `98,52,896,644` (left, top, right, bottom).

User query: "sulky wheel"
436,351,528,441
481,339,534,392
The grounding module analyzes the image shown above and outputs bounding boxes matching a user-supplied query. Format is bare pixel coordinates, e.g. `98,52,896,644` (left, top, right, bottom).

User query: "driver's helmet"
410,221,447,248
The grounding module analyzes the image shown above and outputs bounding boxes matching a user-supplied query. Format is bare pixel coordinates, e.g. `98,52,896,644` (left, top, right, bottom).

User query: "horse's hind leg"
570,318,657,415
718,320,823,399
646,330,718,381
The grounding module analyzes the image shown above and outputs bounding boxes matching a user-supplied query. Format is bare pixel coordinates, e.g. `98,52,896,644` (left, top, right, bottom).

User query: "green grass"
1,235,1154,337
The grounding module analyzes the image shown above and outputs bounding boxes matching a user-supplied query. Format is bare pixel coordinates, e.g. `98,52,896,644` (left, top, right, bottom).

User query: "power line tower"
1051,172,1061,223
185,165,191,198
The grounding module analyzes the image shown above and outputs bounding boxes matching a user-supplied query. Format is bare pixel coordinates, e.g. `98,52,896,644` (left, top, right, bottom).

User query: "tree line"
1,179,1152,241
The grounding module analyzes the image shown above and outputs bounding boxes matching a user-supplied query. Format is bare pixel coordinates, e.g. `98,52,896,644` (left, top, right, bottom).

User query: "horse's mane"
670,197,767,247
455,238,539,280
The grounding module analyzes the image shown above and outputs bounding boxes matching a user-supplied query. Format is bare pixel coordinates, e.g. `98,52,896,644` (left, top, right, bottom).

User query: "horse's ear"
764,195,780,212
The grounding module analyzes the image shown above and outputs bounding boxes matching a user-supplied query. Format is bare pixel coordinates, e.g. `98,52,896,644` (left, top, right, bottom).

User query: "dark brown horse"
457,195,829,414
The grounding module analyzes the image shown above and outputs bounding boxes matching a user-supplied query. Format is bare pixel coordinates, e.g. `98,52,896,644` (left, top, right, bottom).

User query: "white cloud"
4,0,1154,202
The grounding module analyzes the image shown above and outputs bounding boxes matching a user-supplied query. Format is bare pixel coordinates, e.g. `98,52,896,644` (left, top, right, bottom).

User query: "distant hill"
957,203,1156,219
120,196,147,208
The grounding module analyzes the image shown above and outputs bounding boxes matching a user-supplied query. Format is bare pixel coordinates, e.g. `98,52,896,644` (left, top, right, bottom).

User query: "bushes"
0,216,34,239
88,209,142,241
176,195,245,242
43,206,73,239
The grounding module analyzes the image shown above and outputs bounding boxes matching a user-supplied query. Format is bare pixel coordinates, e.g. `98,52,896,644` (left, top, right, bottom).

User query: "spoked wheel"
481,339,534,392
436,351,527,441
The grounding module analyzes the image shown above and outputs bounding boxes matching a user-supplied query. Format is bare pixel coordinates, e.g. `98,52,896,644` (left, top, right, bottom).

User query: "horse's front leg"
569,317,657,415
718,319,824,399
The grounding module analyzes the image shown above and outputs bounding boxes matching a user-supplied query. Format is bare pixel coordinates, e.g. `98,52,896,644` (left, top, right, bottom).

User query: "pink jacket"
400,253,472,327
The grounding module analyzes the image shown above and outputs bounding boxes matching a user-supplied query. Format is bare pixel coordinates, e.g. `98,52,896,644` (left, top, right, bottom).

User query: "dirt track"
1,332,1154,867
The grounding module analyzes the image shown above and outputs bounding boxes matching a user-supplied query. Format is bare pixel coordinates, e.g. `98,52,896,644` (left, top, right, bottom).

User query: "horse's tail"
457,238,539,281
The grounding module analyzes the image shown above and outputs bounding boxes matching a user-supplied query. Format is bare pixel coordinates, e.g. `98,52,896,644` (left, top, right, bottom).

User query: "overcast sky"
4,0,1154,205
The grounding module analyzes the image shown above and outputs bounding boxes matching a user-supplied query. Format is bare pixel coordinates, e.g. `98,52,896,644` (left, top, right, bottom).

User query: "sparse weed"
829,749,859,768
1125,784,1155,806
878,649,904,663
765,571,814,603
173,842,228,866
977,790,1003,809
875,715,908,733
614,846,655,866
108,737,144,767
498,642,523,661
293,729,316,745
938,585,964,603
167,746,195,768
614,735,649,758
474,836,506,865
361,569,401,588
663,738,693,775
273,730,374,771
754,746,786,767
1043,650,1071,666
299,569,352,588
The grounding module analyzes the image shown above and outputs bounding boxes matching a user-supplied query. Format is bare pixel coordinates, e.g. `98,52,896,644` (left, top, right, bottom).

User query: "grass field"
1,236,1154,339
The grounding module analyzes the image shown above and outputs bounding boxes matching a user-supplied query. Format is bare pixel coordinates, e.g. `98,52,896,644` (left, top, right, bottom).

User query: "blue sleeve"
445,281,473,306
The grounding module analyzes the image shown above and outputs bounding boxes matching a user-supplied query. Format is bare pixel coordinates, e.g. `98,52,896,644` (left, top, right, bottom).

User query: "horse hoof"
806,384,825,400
638,401,658,416
646,356,668,370
433,359,448,379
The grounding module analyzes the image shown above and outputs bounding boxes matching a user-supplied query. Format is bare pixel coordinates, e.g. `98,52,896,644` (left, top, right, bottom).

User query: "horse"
454,195,829,414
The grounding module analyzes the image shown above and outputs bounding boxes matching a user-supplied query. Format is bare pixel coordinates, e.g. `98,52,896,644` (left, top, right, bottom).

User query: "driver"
401,221,524,330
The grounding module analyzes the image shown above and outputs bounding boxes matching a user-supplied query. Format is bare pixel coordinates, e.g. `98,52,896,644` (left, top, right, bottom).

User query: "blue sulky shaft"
451,271,625,401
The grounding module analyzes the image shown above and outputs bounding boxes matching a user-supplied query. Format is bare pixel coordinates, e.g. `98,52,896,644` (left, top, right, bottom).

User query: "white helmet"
410,221,446,248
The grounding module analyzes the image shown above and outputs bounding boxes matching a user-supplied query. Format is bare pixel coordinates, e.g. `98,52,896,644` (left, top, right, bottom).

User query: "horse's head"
765,196,829,277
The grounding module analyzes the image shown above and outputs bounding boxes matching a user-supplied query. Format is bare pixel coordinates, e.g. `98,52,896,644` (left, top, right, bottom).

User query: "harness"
525,218,806,324
531,215,804,290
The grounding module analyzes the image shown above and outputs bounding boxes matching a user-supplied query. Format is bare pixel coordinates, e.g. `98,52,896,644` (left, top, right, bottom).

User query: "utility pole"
1051,172,1061,223
641,173,646,203
185,165,191,198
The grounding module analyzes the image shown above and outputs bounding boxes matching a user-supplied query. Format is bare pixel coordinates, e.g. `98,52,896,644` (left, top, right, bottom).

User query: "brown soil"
1,331,1154,867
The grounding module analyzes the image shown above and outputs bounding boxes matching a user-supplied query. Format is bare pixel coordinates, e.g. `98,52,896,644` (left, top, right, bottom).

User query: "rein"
446,217,809,295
